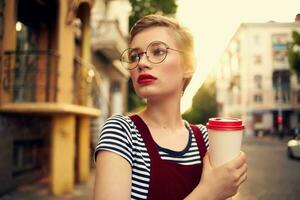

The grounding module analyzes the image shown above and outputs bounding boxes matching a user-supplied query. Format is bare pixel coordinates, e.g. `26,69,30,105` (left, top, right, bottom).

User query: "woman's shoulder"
103,114,133,129
101,114,140,140
106,114,129,122
95,114,135,165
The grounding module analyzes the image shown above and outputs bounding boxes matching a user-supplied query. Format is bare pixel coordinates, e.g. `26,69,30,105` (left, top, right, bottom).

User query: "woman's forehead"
130,27,177,49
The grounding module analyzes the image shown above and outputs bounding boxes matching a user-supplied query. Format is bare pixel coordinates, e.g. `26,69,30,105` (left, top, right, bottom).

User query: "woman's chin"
136,92,160,100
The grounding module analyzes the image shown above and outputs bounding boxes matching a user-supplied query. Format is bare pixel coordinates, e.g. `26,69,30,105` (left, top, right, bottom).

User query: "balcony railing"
73,56,101,108
2,50,59,103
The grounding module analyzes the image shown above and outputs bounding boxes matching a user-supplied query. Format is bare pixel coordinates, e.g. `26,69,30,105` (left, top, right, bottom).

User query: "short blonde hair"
129,14,196,92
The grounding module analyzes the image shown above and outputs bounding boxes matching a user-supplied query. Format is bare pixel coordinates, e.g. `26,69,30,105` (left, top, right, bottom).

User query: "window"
272,34,288,66
14,22,39,102
254,114,263,123
74,18,82,43
273,70,291,104
253,55,262,64
13,139,44,176
254,75,262,89
254,94,263,103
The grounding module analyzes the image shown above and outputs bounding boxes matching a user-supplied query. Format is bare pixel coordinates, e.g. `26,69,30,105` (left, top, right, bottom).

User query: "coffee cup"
206,117,244,166
206,118,245,200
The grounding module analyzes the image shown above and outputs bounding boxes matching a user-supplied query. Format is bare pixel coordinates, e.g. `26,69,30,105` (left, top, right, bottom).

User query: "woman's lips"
137,74,157,84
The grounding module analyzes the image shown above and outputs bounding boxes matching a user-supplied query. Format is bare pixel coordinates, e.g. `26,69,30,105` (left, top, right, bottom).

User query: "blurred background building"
90,0,130,148
217,18,300,137
0,0,129,196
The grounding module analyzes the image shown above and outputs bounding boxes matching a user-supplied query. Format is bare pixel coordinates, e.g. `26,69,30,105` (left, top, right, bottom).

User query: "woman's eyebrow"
128,47,141,53
128,45,142,50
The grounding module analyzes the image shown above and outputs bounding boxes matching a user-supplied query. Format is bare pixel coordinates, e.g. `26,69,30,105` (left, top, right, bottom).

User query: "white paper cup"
206,117,245,200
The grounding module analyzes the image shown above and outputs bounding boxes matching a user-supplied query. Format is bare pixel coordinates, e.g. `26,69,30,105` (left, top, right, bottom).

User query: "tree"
182,81,218,125
127,0,178,111
129,0,178,28
287,31,300,75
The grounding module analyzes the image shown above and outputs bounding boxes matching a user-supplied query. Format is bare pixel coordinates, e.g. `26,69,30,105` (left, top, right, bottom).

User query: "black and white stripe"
94,115,209,200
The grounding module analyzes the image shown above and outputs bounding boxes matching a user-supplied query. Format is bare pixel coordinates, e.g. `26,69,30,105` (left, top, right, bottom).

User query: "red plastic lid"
206,117,244,131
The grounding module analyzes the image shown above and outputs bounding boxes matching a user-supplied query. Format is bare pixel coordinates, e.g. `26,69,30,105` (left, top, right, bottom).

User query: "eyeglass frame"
119,41,183,70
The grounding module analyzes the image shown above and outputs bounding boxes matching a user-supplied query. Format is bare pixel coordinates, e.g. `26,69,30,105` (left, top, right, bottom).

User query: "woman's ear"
183,69,193,79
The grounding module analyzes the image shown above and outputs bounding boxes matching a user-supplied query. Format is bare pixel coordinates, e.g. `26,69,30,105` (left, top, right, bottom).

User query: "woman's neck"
139,95,184,130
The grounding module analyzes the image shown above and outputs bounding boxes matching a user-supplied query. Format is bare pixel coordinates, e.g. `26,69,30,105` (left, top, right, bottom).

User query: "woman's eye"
152,48,166,56
129,53,140,62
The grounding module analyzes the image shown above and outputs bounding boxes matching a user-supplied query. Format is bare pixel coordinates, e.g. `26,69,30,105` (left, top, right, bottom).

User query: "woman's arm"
93,151,132,200
185,152,248,200
93,115,133,200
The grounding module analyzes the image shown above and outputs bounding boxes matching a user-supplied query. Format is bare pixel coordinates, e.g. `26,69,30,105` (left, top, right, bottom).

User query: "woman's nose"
137,52,151,70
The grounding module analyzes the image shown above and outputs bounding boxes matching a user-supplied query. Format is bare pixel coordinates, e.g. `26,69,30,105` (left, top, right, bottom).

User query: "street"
235,136,300,200
1,136,300,200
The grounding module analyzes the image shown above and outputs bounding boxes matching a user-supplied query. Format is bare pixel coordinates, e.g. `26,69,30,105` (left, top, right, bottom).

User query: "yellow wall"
78,116,91,182
57,0,94,105
79,4,93,106
50,0,95,195
50,114,75,195
57,0,75,103
1,0,17,105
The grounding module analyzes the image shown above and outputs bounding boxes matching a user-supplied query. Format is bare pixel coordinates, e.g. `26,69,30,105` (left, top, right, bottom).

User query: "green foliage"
129,0,177,29
287,31,300,75
127,0,178,112
182,81,217,125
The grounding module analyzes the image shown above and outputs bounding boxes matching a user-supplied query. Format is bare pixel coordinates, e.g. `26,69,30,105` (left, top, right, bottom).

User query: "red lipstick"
137,74,157,84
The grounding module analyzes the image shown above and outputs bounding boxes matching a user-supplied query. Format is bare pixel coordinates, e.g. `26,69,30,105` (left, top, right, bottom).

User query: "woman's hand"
198,151,248,200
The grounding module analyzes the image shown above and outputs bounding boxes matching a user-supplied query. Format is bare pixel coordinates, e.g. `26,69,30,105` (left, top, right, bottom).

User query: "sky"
177,0,300,113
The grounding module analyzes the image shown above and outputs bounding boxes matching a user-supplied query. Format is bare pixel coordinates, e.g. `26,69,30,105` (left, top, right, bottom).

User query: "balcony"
91,20,127,60
0,51,100,116
2,50,59,103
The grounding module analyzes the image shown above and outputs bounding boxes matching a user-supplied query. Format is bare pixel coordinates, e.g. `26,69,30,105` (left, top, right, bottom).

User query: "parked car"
287,129,300,159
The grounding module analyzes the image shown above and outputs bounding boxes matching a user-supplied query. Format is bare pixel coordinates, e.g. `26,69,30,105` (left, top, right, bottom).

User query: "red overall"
130,115,207,200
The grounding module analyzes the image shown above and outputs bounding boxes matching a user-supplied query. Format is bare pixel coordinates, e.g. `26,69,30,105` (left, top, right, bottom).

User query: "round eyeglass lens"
120,48,140,69
120,41,169,70
146,41,168,63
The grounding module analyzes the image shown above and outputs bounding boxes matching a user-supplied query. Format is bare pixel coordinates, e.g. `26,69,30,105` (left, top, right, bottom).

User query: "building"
90,0,130,147
0,0,101,196
216,20,300,136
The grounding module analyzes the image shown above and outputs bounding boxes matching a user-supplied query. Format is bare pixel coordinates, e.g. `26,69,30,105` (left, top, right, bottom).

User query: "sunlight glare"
177,0,300,113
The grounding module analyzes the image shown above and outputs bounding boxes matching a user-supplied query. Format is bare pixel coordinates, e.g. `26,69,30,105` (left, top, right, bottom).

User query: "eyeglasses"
120,41,182,70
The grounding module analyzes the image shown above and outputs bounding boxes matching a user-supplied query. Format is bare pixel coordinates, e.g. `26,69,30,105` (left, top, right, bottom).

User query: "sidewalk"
0,171,95,200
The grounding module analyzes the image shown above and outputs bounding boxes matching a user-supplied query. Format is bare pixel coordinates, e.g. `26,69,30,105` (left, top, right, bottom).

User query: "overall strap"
129,114,160,161
190,124,208,159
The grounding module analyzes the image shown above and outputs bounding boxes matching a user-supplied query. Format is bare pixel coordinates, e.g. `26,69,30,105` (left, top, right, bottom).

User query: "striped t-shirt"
94,115,209,200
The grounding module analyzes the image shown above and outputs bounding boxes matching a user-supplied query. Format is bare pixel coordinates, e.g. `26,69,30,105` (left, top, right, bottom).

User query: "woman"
93,14,247,200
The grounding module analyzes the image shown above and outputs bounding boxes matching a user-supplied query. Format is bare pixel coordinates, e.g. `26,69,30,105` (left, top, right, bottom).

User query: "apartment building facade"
217,21,300,136
0,0,100,195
